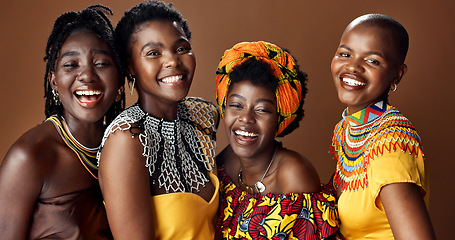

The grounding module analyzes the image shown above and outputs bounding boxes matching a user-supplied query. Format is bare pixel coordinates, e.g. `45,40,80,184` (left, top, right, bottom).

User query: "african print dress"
217,168,339,240
331,101,428,239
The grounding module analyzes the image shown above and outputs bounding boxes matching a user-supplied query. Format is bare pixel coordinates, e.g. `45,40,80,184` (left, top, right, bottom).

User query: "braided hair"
43,5,125,125
115,0,191,84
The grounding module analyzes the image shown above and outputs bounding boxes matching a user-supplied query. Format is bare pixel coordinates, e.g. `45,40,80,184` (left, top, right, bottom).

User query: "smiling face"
224,80,278,159
127,20,196,115
331,24,406,114
50,30,119,123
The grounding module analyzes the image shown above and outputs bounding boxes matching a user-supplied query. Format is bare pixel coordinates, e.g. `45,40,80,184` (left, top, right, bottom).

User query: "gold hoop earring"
390,83,398,92
128,74,136,96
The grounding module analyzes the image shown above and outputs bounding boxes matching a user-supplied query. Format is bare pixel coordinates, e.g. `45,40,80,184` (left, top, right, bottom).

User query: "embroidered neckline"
46,115,99,179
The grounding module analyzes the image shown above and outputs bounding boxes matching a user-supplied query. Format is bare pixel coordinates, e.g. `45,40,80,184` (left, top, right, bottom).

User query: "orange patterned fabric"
215,41,302,136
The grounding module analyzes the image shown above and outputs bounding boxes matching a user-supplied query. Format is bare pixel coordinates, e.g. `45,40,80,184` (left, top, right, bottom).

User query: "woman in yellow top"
97,1,219,239
330,13,436,239
215,41,339,239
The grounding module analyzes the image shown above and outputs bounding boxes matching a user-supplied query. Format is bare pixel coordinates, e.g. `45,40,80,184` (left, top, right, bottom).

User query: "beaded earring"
52,89,61,105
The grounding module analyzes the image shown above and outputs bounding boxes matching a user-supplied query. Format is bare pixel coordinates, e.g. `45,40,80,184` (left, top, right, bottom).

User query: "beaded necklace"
98,98,218,194
332,101,423,192
46,115,100,179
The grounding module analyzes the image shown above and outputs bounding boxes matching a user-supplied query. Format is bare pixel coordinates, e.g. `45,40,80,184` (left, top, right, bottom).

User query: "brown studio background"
1,0,453,238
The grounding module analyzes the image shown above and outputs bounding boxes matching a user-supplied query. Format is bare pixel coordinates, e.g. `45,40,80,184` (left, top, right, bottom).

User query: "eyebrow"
228,94,275,105
141,42,164,52
339,44,384,58
60,51,79,59
60,49,111,59
140,37,190,52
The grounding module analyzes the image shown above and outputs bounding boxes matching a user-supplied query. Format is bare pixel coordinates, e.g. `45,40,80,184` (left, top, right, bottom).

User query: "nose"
163,53,181,68
344,58,364,73
238,109,255,124
76,65,99,83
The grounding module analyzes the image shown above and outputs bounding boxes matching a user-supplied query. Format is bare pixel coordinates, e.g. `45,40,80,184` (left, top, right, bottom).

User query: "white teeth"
161,75,183,83
235,130,258,137
342,78,366,86
75,90,101,96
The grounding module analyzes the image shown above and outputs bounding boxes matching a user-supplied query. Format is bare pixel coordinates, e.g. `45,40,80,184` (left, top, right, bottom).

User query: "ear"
126,58,135,76
393,63,407,85
49,71,58,90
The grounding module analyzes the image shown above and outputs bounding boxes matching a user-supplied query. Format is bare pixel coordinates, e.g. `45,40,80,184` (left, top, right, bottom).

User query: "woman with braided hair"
215,41,339,239
0,5,124,239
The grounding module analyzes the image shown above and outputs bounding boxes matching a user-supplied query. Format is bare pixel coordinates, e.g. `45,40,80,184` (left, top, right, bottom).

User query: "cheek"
183,55,196,72
223,111,236,126
331,59,341,77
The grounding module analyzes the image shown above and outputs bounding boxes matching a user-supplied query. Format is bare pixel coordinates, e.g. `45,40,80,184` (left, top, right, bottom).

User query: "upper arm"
0,144,44,239
380,183,435,240
277,151,321,194
98,130,154,240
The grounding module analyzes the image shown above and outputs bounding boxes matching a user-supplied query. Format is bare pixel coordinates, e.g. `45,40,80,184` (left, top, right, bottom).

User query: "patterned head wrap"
215,41,302,136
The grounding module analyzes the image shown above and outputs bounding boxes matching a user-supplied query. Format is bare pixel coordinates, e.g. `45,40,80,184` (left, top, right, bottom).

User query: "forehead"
129,20,186,45
341,24,400,59
61,30,108,51
229,81,276,101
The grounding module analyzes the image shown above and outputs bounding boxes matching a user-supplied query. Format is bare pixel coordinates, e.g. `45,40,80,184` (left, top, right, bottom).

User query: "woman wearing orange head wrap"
215,41,339,240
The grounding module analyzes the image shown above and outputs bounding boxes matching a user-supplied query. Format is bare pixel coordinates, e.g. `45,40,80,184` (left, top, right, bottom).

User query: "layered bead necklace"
46,115,100,179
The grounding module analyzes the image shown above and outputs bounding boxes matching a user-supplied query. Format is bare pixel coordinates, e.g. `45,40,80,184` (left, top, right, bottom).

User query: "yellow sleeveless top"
150,172,219,239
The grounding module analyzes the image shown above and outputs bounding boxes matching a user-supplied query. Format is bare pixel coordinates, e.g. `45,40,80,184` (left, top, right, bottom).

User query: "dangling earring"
390,83,398,92
128,74,136,95
52,89,61,105
115,86,124,102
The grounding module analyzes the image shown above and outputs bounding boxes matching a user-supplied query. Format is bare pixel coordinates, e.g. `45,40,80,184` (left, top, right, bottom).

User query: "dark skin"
0,30,119,239
332,20,435,240
98,20,215,240
219,80,320,195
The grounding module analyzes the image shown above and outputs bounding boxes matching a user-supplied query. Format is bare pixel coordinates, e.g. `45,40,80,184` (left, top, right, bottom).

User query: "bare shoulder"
98,126,144,165
275,148,321,194
2,122,58,173
0,121,59,202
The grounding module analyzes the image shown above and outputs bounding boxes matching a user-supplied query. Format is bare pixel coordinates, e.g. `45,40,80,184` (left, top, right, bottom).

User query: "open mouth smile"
74,90,103,103
342,77,367,86
234,130,258,139
160,74,183,83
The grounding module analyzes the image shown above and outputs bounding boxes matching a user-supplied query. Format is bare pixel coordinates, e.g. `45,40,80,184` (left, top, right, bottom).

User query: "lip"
73,87,104,108
232,128,259,146
159,74,185,86
339,73,367,90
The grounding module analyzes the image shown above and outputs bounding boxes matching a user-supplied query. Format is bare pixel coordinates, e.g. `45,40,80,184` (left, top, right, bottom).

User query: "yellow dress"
98,97,220,239
331,101,428,239
150,172,219,239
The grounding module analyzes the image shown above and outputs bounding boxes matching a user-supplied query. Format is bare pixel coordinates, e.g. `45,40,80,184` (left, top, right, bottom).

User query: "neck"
61,114,104,148
238,142,278,185
138,97,179,120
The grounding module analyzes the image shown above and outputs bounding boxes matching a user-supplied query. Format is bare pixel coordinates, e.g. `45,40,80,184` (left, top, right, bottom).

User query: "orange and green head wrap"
215,41,304,137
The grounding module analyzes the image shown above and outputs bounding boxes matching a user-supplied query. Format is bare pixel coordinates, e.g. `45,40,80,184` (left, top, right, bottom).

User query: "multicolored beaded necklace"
46,115,99,179
331,101,423,192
